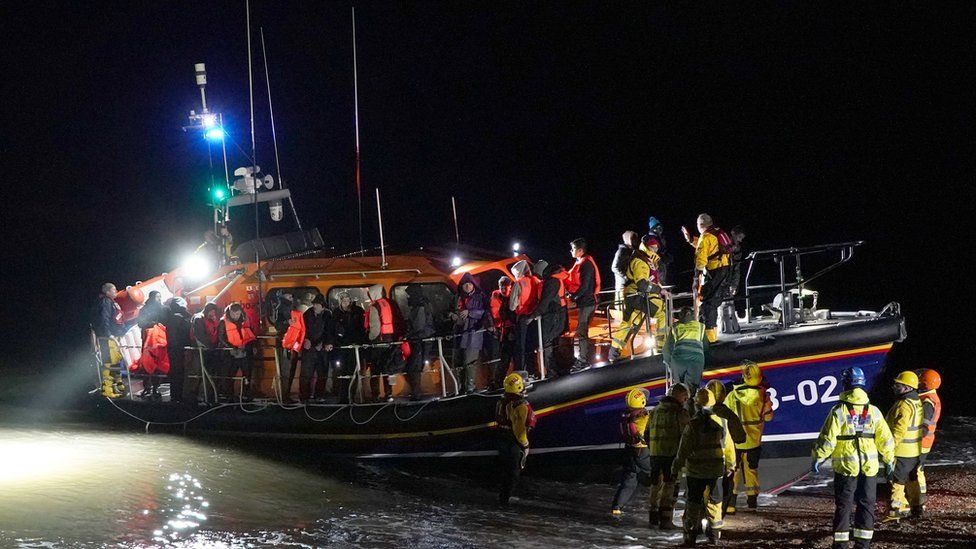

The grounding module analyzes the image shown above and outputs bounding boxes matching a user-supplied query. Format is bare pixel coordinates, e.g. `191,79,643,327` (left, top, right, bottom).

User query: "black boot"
747,494,758,510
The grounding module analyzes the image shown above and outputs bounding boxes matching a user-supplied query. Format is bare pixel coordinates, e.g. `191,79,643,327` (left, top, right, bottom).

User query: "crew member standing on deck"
884,370,924,521
608,235,663,362
682,213,733,343
610,388,651,517
496,372,536,506
908,368,941,517
611,231,638,310
365,284,400,402
566,238,600,370
723,360,774,513
812,367,894,549
646,383,690,530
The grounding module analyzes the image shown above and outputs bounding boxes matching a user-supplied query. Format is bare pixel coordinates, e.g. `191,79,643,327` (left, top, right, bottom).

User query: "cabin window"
264,286,323,326
326,286,372,310
391,283,456,334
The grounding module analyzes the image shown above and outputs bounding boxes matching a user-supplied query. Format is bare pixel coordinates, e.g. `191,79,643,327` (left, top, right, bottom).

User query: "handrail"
268,268,423,280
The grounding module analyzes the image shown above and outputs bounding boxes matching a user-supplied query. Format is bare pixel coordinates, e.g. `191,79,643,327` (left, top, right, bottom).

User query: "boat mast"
352,6,364,254
246,0,264,328
260,27,303,230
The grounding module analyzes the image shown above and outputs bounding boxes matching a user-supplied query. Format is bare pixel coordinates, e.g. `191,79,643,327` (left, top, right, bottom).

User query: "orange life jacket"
920,390,941,451
224,317,256,348
515,276,540,316
363,297,395,336
566,255,602,299
138,323,171,375
281,310,306,353
553,270,570,307
491,289,514,329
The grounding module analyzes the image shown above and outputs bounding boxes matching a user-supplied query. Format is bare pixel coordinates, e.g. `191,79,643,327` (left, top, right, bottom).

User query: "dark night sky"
1,3,972,408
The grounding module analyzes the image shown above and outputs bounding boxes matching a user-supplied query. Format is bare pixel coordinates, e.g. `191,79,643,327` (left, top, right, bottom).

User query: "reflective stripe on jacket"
647,396,691,457
725,383,774,450
673,409,735,478
920,390,941,452
813,388,894,476
886,392,924,458
670,321,705,364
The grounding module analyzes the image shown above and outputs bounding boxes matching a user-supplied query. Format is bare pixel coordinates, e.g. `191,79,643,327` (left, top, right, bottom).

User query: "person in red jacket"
217,302,257,402
487,276,515,390
566,238,601,370
509,260,540,375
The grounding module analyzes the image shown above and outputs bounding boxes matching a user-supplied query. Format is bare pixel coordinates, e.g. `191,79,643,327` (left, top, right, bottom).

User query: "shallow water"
1,416,972,548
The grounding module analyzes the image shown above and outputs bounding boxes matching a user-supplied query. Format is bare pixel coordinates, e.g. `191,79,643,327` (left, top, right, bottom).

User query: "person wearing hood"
611,231,638,310
566,238,601,370
508,259,541,374
332,291,367,403
272,291,301,402
647,216,673,286
188,302,221,404
217,302,257,401
529,260,569,376
724,361,774,513
646,383,691,529
453,273,488,393
812,367,894,549
672,389,736,546
300,294,334,403
365,284,399,402
137,291,167,398
705,379,747,522
608,234,664,362
404,284,435,399
163,297,191,404
487,276,516,390
884,370,924,521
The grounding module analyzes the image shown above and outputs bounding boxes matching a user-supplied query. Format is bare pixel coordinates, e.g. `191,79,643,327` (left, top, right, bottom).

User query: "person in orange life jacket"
508,260,541,375
272,291,301,402
611,231,638,310
530,260,569,377
487,276,516,390
908,368,941,517
647,216,673,286
452,273,488,393
137,291,166,399
365,284,400,402
186,302,221,404
404,284,435,400
332,291,366,404
567,238,601,370
496,372,536,506
163,297,191,404
217,302,257,402
300,294,335,403
681,213,733,343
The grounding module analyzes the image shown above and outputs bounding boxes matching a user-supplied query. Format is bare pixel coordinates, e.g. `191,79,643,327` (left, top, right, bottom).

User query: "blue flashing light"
205,128,225,141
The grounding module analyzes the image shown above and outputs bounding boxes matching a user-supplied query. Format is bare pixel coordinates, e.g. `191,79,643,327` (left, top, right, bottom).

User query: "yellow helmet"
504,372,526,395
893,370,919,390
626,388,647,409
706,379,727,404
742,361,762,386
695,388,716,408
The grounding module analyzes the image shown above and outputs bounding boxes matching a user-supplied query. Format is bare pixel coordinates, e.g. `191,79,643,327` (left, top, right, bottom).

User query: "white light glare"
451,256,462,267
201,114,217,128
512,242,521,252
181,254,213,281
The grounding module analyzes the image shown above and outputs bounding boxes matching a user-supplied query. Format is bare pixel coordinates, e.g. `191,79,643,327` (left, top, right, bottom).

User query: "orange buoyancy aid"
566,255,602,299
515,276,540,316
139,323,171,375
224,317,256,348
553,270,570,307
491,289,514,328
920,390,941,452
281,310,306,353
363,297,395,336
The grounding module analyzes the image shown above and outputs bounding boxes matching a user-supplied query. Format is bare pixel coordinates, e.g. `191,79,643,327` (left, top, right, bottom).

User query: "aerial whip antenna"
353,7,364,253
451,195,460,244
260,27,302,230
376,188,387,268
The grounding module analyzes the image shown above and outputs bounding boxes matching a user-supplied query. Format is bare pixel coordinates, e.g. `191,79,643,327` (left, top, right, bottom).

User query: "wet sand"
719,464,976,548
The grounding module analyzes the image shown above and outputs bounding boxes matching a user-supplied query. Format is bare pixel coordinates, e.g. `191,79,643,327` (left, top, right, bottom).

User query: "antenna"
352,7,364,253
261,27,303,230
246,0,263,328
451,195,460,244
376,188,387,268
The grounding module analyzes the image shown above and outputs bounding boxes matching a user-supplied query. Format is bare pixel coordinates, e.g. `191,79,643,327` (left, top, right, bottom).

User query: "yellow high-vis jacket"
886,392,924,459
694,231,731,272
672,409,736,479
813,388,894,476
724,382,774,450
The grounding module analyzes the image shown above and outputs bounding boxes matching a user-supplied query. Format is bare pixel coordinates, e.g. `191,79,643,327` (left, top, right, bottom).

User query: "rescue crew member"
705,379,747,520
530,260,569,377
332,291,366,404
646,383,691,529
509,259,541,375
611,388,652,517
92,283,129,397
812,367,894,549
365,284,401,402
188,302,221,404
404,284,435,400
723,360,774,513
300,294,334,403
682,213,732,343
647,216,672,285
453,273,488,393
611,230,638,310
496,372,536,506
566,238,601,370
884,370,924,521
608,234,664,362
487,276,515,390
663,307,708,401
217,302,257,402
908,368,941,517
672,389,736,546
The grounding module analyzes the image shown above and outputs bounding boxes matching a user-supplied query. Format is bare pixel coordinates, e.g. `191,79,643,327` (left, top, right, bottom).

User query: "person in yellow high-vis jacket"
646,383,691,529
723,360,773,513
608,235,664,362
885,370,924,521
908,368,941,518
681,213,732,343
